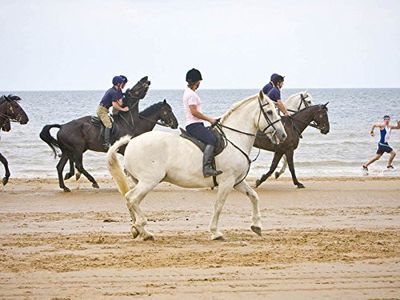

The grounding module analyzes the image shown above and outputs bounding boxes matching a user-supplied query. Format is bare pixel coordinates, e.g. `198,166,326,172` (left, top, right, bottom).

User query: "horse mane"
220,94,258,123
286,91,307,101
139,101,165,118
291,104,326,117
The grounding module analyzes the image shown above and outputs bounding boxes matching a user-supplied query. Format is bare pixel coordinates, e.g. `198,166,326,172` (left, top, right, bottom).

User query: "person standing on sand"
97,76,129,149
183,68,223,178
363,115,400,171
262,73,290,116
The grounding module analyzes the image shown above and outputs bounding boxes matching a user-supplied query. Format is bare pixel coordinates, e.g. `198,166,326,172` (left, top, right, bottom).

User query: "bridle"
0,99,24,123
214,95,283,186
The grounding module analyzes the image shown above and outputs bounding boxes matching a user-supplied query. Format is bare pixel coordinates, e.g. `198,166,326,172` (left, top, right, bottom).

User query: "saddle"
90,115,117,137
179,127,226,156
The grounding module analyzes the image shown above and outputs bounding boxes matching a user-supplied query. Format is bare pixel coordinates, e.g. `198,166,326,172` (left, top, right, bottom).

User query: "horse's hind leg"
73,152,99,189
125,181,158,240
0,153,10,186
64,159,75,180
235,180,262,236
275,156,287,179
57,153,70,192
255,152,284,187
286,150,304,188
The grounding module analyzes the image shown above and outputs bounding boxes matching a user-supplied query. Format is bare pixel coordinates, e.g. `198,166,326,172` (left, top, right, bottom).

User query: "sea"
1,88,399,179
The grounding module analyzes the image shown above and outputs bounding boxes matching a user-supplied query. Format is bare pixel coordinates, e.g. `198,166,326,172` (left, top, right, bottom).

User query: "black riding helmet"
186,68,203,83
271,73,285,85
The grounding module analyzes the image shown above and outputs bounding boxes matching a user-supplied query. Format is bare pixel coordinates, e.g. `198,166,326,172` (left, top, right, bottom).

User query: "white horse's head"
285,91,314,112
258,91,287,144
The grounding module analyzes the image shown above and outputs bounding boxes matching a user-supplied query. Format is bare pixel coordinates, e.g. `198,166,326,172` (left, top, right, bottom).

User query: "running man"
362,115,400,171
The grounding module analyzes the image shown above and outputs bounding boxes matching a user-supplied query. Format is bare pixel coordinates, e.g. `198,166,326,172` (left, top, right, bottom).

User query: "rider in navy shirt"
262,73,289,116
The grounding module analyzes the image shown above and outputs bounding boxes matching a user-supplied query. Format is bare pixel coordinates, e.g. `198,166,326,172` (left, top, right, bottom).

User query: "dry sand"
0,177,399,299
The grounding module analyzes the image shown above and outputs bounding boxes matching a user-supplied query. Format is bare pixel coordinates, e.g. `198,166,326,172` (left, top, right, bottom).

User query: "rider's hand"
370,131,374,137
122,107,129,112
209,118,217,125
284,111,290,117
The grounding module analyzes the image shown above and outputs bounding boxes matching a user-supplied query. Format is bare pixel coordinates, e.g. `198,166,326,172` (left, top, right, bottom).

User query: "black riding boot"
104,128,111,149
203,145,223,177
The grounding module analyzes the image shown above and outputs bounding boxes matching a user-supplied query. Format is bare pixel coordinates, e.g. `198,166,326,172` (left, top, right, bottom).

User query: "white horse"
107,91,287,241
274,91,314,179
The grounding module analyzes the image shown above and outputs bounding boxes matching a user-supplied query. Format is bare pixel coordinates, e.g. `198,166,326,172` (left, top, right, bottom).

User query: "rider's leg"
186,123,222,177
97,106,113,149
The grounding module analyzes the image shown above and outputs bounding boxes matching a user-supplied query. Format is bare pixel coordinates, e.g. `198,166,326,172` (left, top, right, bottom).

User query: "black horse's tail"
40,124,62,158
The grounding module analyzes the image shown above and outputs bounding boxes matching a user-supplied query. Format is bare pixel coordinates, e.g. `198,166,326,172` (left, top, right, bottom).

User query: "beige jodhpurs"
96,106,112,129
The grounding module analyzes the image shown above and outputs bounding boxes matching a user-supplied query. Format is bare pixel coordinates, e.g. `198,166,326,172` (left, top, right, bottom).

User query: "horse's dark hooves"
251,225,262,236
2,177,9,186
64,173,73,180
92,183,100,189
62,187,71,192
255,179,261,188
275,172,280,179
297,183,305,189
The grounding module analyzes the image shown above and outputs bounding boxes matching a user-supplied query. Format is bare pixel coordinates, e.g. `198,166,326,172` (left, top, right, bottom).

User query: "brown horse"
0,95,29,185
254,104,330,188
40,77,179,192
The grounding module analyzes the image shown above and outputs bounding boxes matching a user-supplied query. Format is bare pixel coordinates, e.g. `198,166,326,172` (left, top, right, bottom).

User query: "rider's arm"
276,100,289,116
189,105,216,125
112,100,129,112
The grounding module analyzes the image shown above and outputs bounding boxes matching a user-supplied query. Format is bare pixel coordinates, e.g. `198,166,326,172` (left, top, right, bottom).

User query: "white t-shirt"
183,86,202,126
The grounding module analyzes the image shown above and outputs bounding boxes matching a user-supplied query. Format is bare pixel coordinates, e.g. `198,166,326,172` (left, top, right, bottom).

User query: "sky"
0,0,399,90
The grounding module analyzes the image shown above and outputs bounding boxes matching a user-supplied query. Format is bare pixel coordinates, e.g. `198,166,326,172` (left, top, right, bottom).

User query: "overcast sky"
0,0,399,90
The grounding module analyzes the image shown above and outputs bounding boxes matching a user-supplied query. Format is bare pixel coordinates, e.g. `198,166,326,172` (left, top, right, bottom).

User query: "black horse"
0,95,29,185
254,104,330,188
40,84,178,192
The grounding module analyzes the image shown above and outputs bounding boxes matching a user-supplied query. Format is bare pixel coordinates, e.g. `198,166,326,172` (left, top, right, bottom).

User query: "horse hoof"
92,183,100,189
274,172,280,179
297,183,305,189
131,226,139,239
212,235,225,241
2,177,9,186
62,187,71,193
251,226,262,236
143,234,155,241
64,174,72,180
75,173,81,181
255,180,261,188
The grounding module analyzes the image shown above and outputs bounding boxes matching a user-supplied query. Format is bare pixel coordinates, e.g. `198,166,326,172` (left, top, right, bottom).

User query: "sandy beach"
0,177,399,299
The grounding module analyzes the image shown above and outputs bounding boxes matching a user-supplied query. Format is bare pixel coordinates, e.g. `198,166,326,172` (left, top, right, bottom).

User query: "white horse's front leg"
234,180,262,236
210,180,234,240
275,156,287,179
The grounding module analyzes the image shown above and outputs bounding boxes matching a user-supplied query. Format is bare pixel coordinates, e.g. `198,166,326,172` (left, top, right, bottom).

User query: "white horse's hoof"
131,225,139,239
143,234,155,241
211,234,225,241
251,225,262,236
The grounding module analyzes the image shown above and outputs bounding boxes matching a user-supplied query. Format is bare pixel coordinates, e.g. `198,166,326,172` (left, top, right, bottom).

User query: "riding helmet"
120,75,128,83
270,73,285,83
112,76,124,85
186,68,203,83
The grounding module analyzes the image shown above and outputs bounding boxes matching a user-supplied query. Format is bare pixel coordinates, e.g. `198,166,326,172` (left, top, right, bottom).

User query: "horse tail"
107,135,132,196
39,124,61,158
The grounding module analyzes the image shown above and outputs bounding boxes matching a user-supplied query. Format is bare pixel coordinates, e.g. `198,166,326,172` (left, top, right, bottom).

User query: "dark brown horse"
40,78,178,192
0,95,29,185
254,104,330,188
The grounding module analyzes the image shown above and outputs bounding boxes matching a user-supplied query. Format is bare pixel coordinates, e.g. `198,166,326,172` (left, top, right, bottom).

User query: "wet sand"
0,177,399,299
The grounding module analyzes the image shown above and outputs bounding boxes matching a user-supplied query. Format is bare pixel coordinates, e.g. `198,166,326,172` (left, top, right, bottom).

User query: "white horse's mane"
286,91,308,101
220,94,258,123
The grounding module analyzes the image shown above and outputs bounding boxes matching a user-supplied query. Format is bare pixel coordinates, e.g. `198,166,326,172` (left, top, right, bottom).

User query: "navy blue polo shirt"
100,87,121,109
262,82,273,95
267,87,281,102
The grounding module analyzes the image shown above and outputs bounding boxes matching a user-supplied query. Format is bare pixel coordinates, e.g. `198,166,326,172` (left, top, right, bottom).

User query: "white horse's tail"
107,135,132,196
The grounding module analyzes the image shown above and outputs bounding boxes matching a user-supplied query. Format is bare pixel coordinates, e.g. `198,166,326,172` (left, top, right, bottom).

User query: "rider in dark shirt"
262,73,289,116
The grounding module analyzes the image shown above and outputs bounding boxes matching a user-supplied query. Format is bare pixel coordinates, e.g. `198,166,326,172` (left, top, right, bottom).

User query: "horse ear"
324,102,329,107
259,90,264,100
163,99,167,103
